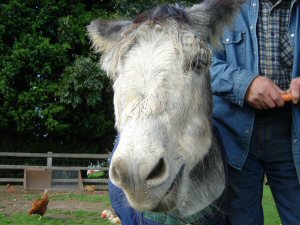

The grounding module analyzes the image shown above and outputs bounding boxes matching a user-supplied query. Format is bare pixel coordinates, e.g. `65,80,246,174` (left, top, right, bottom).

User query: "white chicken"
101,209,121,224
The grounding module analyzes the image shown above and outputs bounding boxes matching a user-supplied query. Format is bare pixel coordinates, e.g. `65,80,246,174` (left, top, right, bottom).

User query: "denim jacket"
210,0,300,182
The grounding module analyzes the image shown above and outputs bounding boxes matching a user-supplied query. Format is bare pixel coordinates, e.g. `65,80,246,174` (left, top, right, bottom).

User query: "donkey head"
88,0,244,217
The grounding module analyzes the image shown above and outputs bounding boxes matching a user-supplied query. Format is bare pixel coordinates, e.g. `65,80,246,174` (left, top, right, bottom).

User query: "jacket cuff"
234,71,258,107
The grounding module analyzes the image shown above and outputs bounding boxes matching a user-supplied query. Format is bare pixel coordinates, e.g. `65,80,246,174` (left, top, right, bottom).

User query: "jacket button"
293,139,298,143
245,130,250,134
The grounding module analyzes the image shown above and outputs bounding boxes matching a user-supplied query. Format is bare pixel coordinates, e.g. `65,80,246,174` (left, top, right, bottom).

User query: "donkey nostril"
146,158,166,181
110,165,121,184
110,159,127,186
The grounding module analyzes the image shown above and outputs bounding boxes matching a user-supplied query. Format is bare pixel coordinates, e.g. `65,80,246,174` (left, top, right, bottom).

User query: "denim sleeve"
210,50,258,107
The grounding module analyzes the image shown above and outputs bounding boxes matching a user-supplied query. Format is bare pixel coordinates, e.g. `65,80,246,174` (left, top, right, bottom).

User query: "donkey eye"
191,56,202,71
184,55,204,73
191,49,211,73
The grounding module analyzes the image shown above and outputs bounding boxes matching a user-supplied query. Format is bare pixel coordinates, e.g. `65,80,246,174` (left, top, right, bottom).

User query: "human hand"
286,77,300,104
245,76,285,109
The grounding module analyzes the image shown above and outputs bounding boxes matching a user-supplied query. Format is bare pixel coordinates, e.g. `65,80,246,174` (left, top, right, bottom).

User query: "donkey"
88,0,245,224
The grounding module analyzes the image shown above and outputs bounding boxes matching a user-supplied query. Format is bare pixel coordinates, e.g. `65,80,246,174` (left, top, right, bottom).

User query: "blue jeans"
109,181,163,225
227,109,300,225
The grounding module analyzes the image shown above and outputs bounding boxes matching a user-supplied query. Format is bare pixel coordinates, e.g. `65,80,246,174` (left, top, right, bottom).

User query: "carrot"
281,93,293,102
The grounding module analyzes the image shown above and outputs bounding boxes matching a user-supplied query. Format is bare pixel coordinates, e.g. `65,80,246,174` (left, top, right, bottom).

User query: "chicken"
101,209,121,224
6,184,15,193
29,189,49,220
84,185,96,192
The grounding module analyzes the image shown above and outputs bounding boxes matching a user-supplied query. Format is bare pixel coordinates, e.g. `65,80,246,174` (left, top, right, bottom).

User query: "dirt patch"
0,185,111,216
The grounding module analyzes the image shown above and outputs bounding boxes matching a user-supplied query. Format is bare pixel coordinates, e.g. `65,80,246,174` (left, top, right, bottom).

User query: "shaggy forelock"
134,5,189,24
101,20,210,80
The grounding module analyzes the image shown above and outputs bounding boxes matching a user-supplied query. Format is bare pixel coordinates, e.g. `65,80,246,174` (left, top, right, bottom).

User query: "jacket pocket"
221,31,246,68
222,31,243,44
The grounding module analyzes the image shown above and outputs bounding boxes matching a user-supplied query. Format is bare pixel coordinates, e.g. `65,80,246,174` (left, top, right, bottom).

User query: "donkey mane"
134,5,189,24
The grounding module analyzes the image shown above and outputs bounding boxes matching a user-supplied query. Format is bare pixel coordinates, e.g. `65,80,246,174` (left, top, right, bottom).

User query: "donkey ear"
87,20,132,53
186,0,245,47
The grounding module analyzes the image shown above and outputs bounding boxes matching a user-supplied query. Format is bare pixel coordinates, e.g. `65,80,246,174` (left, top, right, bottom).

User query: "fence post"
47,152,53,167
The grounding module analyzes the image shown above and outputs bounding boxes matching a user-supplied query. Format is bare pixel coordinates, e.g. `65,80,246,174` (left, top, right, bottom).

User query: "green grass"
0,190,115,225
263,186,281,225
22,192,111,207
0,186,280,225
49,192,111,204
0,211,113,225
24,192,105,202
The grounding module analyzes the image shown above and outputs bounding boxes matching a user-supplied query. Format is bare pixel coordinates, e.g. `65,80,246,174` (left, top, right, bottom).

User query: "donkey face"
88,0,244,216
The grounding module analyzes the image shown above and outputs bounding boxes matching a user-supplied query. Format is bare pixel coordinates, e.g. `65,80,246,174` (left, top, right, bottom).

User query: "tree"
112,0,194,17
0,0,196,153
0,0,116,153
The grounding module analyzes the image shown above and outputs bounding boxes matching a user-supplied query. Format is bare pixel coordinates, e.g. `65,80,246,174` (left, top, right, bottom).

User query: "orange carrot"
281,93,293,102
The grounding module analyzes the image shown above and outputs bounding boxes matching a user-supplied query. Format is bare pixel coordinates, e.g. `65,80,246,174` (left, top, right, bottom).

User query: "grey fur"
87,0,245,221
87,20,132,53
87,20,131,39
186,0,246,46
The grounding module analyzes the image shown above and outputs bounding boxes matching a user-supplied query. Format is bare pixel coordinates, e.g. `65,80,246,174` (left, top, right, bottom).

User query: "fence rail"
0,152,110,159
0,152,111,190
0,165,108,171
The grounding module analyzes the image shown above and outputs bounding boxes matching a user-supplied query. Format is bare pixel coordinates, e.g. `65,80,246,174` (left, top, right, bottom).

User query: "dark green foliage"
0,0,196,153
59,56,115,143
112,0,195,17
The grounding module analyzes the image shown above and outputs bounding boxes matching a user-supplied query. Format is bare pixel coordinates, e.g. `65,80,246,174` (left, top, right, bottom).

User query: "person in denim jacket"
210,0,300,224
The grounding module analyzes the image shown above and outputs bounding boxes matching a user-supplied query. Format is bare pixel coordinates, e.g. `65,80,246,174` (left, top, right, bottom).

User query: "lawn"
0,210,112,225
0,186,115,225
263,185,281,225
0,185,280,225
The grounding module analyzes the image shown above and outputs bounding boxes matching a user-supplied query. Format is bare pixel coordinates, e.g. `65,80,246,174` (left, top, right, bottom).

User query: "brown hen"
29,189,49,220
6,184,15,193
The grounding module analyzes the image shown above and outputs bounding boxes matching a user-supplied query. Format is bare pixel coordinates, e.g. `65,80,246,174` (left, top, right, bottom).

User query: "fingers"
289,77,300,104
269,88,285,107
245,76,300,109
245,76,284,109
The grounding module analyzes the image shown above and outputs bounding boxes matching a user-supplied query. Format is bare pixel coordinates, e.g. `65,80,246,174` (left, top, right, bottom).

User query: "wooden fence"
0,152,111,190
